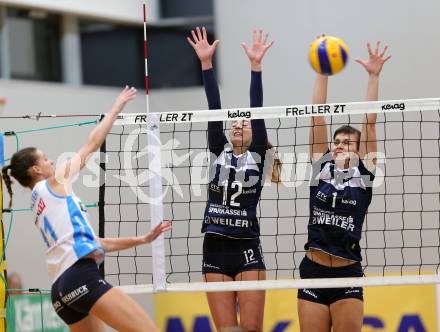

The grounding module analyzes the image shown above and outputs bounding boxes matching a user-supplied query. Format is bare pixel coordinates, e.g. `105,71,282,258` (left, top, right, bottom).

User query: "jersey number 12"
222,180,242,207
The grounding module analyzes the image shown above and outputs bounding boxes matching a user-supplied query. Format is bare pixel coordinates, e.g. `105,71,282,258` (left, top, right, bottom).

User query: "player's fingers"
187,37,196,48
241,42,249,53
262,32,269,45
375,40,381,55
191,30,198,43
383,55,392,63
367,42,373,56
212,40,220,49
354,58,366,66
252,29,257,43
380,45,389,58
265,40,274,50
196,27,203,41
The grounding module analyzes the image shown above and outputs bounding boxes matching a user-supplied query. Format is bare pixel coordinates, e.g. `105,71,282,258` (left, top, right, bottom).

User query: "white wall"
215,0,440,107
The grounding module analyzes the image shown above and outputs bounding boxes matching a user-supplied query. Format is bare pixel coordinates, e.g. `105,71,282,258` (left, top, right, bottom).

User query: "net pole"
98,134,106,277
147,114,166,291
143,0,149,113
143,1,166,291
0,133,7,332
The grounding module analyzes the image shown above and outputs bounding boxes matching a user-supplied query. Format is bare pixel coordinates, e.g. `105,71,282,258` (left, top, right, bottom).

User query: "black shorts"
297,255,364,306
202,233,266,278
51,258,113,325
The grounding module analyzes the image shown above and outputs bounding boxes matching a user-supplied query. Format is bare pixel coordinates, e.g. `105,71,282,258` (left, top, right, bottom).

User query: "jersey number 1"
332,192,337,208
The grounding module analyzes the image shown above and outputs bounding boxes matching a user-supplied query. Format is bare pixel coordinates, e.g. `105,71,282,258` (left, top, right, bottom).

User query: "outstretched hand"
187,26,219,69
355,41,391,76
112,86,137,114
241,29,274,71
142,220,172,244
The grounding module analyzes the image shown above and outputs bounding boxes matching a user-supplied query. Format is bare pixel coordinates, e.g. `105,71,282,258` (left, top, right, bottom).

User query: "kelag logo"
381,102,405,111
228,110,251,119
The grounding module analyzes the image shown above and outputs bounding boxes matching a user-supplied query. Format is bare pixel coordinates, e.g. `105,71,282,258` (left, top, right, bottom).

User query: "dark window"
80,23,144,88
160,0,214,18
80,22,215,89
8,8,62,82
147,26,207,88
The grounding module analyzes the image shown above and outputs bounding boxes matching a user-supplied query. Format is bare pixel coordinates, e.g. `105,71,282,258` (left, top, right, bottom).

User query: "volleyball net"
99,97,440,294
0,96,439,330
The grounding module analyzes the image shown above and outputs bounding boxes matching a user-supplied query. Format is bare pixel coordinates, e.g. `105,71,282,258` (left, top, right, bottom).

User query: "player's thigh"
330,298,363,332
235,270,265,332
298,299,331,332
204,273,239,330
69,315,106,332
90,287,159,332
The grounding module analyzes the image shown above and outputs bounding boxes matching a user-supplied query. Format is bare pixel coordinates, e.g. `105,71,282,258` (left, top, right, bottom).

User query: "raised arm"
309,74,330,161
99,220,171,253
355,41,391,168
242,29,274,148
187,27,227,155
52,87,136,190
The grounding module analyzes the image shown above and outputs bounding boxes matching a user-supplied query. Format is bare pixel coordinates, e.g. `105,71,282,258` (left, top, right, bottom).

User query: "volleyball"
308,36,349,75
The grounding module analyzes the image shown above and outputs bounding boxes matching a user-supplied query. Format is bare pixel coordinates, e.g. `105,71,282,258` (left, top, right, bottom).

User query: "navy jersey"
201,69,268,238
306,153,375,261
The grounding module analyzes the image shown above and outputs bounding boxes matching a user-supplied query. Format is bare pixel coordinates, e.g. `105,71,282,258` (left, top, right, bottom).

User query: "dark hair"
333,125,361,150
1,147,39,208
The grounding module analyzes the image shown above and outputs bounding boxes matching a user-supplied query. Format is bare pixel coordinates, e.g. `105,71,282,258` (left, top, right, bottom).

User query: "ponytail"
271,150,282,183
269,143,282,183
2,165,13,208
1,147,39,208
264,142,282,184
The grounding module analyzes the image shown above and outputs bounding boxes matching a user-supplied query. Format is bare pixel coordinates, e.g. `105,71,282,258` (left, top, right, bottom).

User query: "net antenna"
142,0,166,291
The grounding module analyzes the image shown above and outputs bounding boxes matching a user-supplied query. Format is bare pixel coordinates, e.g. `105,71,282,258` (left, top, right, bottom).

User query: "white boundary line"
118,274,440,294
114,98,440,125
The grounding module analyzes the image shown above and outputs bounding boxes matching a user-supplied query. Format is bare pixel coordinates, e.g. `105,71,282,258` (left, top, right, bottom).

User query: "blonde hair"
264,142,282,184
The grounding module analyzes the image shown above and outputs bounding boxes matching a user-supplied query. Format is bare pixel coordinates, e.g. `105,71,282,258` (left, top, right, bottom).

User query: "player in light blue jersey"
2,87,171,332
298,41,391,332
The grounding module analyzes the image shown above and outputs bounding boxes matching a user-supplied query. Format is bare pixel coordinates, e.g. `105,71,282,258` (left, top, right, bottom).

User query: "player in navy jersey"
187,27,278,331
298,41,391,332
2,87,171,332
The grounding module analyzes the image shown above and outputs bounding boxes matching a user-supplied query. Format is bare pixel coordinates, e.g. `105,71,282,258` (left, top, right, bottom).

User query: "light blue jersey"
31,180,103,282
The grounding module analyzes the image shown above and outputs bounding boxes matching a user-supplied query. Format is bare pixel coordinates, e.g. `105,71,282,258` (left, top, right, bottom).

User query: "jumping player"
298,41,391,332
2,87,171,332
187,27,275,331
